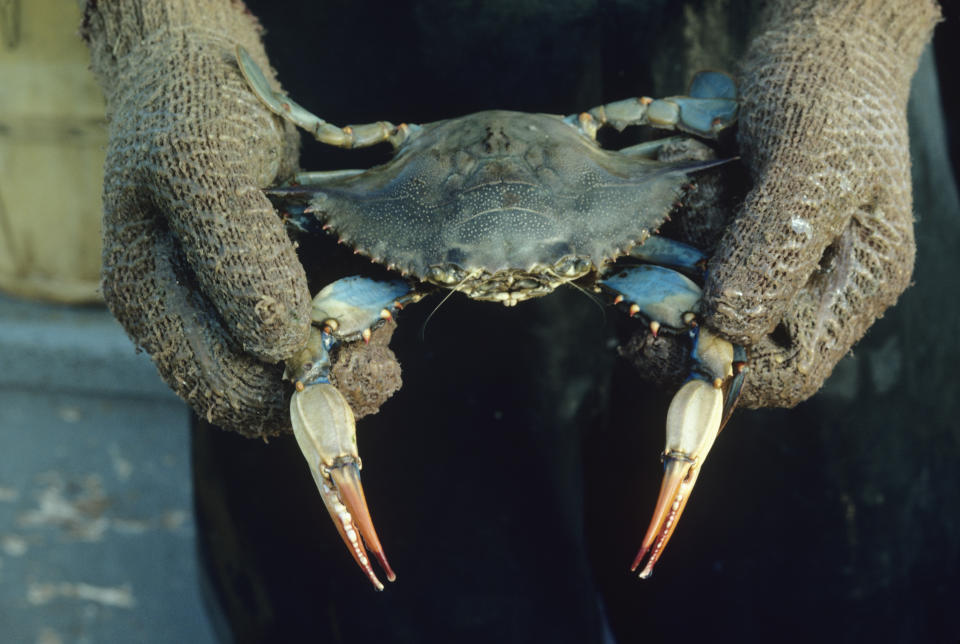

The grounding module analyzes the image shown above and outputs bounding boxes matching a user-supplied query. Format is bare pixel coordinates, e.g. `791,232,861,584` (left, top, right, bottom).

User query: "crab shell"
275,111,722,306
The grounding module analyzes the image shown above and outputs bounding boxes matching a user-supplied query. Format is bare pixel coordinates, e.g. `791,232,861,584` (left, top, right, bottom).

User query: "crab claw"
632,377,723,579
290,382,396,590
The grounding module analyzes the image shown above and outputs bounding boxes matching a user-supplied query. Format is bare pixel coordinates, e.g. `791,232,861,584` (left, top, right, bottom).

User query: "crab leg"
566,71,738,139
237,46,417,149
284,276,418,589
602,264,701,336
290,381,396,589
601,262,744,578
631,326,740,578
627,236,706,274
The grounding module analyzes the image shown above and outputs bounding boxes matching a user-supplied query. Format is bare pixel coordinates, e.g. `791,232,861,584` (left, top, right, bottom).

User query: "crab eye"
553,256,590,278
427,265,465,285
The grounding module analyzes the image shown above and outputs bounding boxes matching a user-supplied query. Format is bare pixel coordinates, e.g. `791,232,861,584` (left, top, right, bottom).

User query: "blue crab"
237,47,746,590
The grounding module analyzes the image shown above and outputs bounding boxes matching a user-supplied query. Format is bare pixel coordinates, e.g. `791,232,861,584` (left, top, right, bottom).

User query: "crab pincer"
290,381,396,589
602,260,745,578
284,277,415,589
631,327,746,578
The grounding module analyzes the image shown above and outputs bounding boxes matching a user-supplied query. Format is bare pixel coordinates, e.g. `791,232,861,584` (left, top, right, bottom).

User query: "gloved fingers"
701,0,940,348
83,0,310,364
141,39,310,364
735,193,915,408
101,180,290,437
621,179,915,409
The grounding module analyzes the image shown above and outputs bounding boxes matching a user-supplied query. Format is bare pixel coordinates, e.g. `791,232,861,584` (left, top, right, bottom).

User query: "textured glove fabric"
84,0,941,429
83,0,310,436
703,0,940,407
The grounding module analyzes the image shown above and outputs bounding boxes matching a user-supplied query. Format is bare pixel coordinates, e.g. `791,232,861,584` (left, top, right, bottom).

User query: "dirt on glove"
628,0,940,408
83,0,311,436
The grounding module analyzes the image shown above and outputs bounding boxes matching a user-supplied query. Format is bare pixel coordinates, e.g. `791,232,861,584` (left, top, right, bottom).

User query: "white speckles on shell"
296,110,707,286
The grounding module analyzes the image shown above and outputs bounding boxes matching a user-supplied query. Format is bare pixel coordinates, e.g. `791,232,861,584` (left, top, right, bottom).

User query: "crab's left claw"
290,382,396,590
282,276,418,589
631,326,746,579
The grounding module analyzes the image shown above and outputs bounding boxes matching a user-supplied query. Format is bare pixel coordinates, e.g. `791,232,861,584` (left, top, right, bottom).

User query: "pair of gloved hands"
82,0,940,437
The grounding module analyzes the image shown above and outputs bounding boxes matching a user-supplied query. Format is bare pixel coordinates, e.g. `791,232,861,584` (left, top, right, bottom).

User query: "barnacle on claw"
239,45,745,586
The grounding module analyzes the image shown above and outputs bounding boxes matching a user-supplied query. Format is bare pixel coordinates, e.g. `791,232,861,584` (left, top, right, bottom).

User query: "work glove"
86,0,939,435
83,0,310,437
626,0,940,408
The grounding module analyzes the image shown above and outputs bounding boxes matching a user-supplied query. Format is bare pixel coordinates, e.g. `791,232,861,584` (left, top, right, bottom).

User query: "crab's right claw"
632,328,745,579
631,378,723,578
290,383,396,590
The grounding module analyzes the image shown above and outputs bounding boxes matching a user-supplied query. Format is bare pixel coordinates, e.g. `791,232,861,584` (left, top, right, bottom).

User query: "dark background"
193,2,960,642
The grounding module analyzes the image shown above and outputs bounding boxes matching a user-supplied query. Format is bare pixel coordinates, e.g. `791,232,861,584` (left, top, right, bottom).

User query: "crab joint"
322,318,340,333
290,383,395,590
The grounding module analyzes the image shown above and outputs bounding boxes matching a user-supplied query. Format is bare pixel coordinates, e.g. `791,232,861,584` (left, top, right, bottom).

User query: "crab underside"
238,46,746,589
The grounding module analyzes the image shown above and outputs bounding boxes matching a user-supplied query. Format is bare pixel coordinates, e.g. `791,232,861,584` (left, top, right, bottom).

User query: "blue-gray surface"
0,294,217,643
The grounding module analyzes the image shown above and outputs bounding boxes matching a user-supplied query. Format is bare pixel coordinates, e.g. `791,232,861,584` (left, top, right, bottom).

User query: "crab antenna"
563,279,607,323
419,270,484,341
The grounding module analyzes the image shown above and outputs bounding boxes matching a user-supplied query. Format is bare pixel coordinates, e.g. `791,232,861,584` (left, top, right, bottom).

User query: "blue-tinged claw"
632,326,745,578
238,46,410,150
670,97,739,137
693,328,747,431
283,276,422,590
285,276,416,388
311,276,414,341
632,377,723,578
628,236,707,275
237,45,329,134
630,378,723,579
679,71,738,136
601,265,701,334
290,382,396,590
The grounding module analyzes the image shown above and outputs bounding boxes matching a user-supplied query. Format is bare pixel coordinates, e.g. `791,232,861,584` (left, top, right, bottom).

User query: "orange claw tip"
631,457,701,580
325,463,397,588
630,544,651,574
